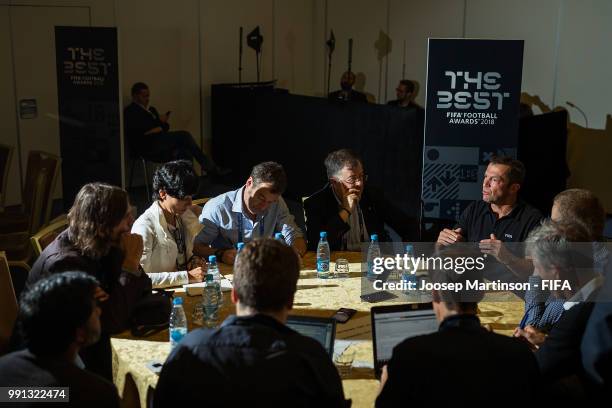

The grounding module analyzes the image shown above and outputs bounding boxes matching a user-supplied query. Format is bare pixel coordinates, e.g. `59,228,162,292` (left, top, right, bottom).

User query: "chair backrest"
30,215,69,257
192,197,210,207
22,151,61,234
0,144,14,212
0,251,19,355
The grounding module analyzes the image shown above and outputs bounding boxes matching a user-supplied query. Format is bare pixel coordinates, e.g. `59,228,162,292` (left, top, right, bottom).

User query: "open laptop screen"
371,304,438,377
286,315,336,357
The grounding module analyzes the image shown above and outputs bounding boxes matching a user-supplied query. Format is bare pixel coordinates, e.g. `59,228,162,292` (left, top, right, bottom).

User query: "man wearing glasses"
196,161,306,264
304,149,418,251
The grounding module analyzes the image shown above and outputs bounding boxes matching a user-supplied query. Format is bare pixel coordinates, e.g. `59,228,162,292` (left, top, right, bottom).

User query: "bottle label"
317,259,329,272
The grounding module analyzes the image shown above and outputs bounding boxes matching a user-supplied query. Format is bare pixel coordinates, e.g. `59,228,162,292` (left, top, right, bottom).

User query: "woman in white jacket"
132,160,207,288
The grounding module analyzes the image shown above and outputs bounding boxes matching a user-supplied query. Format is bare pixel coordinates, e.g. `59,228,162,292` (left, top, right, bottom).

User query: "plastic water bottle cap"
237,242,245,251
371,234,378,241
208,255,217,263
275,232,283,240
173,297,183,306
320,231,327,238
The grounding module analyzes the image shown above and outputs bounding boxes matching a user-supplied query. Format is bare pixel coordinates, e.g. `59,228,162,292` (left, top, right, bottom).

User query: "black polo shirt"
456,200,543,243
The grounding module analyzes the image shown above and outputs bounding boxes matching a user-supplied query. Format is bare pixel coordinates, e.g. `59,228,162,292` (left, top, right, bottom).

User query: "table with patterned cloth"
111,252,524,408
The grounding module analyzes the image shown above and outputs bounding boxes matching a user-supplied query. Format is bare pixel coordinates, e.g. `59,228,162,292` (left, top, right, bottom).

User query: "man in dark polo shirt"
437,156,543,280
154,239,347,407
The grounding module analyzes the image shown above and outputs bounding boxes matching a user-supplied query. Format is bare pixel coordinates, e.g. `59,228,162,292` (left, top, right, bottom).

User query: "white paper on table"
183,277,233,296
333,339,368,357
351,360,374,369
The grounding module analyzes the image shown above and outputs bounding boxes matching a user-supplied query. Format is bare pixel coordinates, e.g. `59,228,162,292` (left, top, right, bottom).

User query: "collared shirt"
564,275,605,311
196,186,303,249
456,199,543,243
522,275,566,331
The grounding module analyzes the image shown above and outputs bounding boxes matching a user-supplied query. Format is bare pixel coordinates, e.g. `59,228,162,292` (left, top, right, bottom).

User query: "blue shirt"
195,186,303,249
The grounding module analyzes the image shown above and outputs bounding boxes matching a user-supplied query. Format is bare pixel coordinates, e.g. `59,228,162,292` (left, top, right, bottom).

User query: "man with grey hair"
196,161,306,264
518,189,607,333
514,220,604,395
303,148,418,250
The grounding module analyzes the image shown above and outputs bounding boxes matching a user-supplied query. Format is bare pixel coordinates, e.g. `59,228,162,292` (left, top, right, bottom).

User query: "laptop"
371,303,438,378
286,315,336,358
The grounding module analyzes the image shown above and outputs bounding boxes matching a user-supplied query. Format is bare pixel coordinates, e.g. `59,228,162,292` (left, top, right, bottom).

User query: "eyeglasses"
337,174,368,186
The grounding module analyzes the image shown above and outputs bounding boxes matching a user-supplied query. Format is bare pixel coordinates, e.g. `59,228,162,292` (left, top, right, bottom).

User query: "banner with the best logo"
421,39,524,221
55,26,121,211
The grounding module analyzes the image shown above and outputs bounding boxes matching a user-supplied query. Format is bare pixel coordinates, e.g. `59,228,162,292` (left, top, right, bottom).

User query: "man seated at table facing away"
154,238,348,407
517,189,606,332
132,160,208,288
196,161,307,264
437,156,543,280
304,148,418,251
25,183,152,381
376,248,540,406
513,221,605,400
0,272,120,407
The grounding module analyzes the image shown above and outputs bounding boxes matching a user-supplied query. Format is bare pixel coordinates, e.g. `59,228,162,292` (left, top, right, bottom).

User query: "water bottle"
316,231,331,279
207,255,222,301
366,234,381,280
236,242,245,252
169,297,188,347
274,232,284,241
402,244,418,295
202,273,221,328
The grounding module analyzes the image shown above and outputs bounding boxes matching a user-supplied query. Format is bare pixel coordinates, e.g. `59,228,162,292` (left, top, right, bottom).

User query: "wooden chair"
0,251,19,355
192,197,210,207
30,215,68,257
0,151,61,265
0,144,14,213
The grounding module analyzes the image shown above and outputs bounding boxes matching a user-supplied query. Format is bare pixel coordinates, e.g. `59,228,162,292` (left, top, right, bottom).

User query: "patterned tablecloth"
112,252,524,408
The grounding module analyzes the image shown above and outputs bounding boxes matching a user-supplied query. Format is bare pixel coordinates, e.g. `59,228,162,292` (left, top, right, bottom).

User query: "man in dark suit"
328,71,368,103
303,149,418,250
124,82,227,176
154,239,347,407
376,253,540,406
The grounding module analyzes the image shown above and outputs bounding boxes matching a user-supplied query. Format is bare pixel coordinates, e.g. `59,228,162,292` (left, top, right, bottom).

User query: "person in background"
26,183,151,380
304,148,418,251
196,162,307,264
387,80,423,115
328,71,368,103
124,82,228,177
0,272,120,407
132,160,208,288
154,238,347,407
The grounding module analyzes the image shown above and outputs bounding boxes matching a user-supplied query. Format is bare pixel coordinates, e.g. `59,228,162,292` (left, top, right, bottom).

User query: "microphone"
326,30,335,54
566,101,589,128
348,38,353,73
